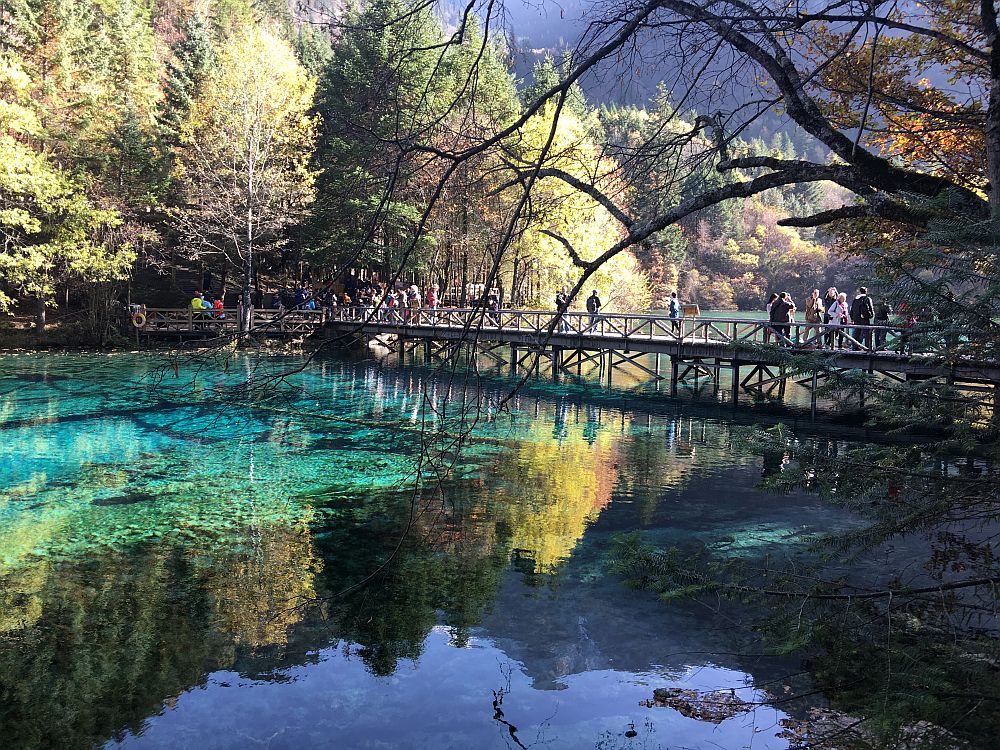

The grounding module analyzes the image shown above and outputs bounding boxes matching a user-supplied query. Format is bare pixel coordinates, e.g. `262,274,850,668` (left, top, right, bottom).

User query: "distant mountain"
291,0,817,153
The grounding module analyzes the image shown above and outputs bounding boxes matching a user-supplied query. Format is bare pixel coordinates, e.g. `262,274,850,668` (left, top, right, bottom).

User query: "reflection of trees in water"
495,436,618,574
613,428,1000,747
199,517,321,650
0,548,221,750
0,367,748,746
0,514,320,747
307,485,515,675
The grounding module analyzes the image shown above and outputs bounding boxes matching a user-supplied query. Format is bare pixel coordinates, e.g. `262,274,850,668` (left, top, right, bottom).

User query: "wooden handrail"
137,305,946,357
318,305,945,356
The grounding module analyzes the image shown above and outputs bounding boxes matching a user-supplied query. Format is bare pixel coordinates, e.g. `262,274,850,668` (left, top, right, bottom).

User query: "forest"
0,0,864,341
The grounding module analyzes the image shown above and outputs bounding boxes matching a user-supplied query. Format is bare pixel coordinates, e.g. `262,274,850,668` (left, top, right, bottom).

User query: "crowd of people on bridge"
763,286,910,351
189,291,226,318
185,271,916,354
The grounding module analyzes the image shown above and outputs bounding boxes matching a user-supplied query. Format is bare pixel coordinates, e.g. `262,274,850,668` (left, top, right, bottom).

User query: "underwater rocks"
776,708,965,750
643,687,752,723
92,493,157,507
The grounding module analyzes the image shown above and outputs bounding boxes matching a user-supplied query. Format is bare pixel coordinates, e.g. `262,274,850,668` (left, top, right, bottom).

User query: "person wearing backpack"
485,288,501,326
850,287,875,349
586,290,602,332
667,292,682,335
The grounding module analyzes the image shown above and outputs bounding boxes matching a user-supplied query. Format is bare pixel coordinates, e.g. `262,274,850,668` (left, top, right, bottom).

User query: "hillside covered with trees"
1,0,859,341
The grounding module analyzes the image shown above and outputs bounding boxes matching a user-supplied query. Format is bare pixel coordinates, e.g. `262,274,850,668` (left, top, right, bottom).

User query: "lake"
0,351,926,748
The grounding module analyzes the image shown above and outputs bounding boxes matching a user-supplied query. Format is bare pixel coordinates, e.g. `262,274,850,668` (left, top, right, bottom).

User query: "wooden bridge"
135,305,1000,407
322,307,1000,409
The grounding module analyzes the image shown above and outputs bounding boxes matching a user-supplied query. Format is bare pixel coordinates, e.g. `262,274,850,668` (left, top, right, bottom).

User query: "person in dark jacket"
874,298,892,350
850,287,875,349
667,292,682,334
768,292,795,345
586,290,602,332
555,290,570,332
485,288,500,326
764,292,779,343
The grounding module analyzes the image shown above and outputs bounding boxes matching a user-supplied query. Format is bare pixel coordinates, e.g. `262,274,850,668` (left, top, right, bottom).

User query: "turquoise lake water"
0,351,863,749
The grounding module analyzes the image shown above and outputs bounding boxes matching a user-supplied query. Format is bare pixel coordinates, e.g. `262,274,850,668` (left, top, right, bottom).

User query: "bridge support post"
424,340,431,361
654,352,660,376
551,347,562,378
510,345,517,374
670,356,679,397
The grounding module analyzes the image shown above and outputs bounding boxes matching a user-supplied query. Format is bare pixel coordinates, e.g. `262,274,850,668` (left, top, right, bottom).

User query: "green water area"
1,352,865,749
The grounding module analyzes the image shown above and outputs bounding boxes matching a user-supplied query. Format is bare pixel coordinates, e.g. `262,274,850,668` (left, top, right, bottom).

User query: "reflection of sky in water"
108,629,789,750
0,353,858,749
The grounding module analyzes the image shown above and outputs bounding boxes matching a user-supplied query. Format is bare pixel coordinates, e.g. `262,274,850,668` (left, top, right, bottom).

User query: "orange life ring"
131,312,147,328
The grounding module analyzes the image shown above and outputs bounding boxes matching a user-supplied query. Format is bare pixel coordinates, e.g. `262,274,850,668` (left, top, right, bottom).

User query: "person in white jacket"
825,292,849,349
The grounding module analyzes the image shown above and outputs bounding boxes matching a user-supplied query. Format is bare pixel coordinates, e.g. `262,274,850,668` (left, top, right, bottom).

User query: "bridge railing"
141,308,325,334
326,306,920,355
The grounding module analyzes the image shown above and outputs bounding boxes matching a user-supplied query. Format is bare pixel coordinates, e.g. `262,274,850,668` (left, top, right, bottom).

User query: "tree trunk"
220,255,229,298
441,251,452,301
460,250,468,306
242,164,254,337
35,297,46,334
241,253,253,336
985,4,1000,215
510,255,521,303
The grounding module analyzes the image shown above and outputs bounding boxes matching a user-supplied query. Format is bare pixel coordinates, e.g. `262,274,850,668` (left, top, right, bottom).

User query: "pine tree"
292,23,332,77
307,0,451,272
520,54,588,120
97,0,163,206
159,12,216,147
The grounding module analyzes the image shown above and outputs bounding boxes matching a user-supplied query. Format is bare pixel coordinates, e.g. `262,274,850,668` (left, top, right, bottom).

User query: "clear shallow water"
0,352,856,749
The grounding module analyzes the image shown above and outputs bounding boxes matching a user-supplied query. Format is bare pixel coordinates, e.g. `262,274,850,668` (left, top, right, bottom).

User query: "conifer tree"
308,0,450,272
520,55,589,121
159,12,216,147
97,0,163,207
